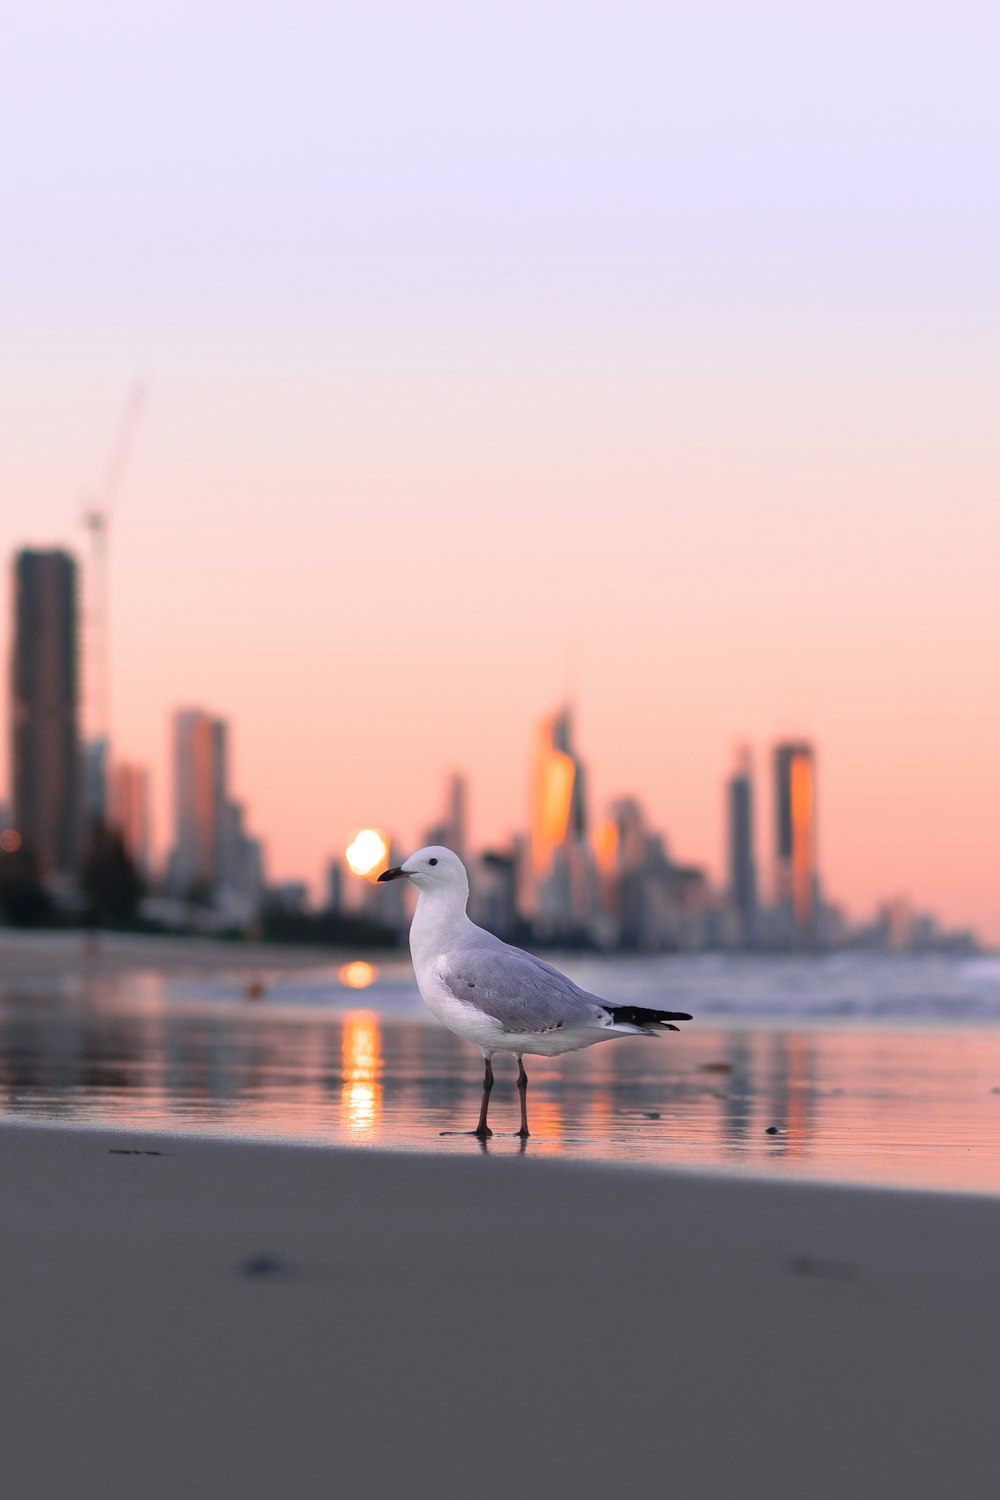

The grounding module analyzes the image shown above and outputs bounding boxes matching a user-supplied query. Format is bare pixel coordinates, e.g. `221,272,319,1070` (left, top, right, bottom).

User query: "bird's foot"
439,1128,493,1138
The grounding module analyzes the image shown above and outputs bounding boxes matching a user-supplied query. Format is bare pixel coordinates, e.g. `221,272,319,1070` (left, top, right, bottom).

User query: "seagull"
379,845,692,1138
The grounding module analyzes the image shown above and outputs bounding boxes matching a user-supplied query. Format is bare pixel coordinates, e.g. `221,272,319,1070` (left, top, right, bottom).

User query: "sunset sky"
3,1,998,939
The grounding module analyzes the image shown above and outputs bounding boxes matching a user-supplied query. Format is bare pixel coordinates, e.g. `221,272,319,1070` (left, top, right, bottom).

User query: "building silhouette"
218,798,266,914
10,549,82,875
444,772,467,862
326,857,344,914
529,707,590,933
108,761,151,878
169,708,228,895
422,771,468,861
82,738,108,829
595,797,650,947
530,706,587,876
168,708,264,916
773,740,818,937
594,796,714,951
726,748,758,945
470,846,521,938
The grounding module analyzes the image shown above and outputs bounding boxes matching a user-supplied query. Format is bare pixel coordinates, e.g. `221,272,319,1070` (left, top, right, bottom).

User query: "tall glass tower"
727,748,758,945
171,708,228,894
530,706,587,879
10,549,81,875
773,741,817,935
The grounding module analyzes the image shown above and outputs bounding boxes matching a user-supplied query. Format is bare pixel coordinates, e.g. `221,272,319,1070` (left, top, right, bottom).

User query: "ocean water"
1,951,1000,1193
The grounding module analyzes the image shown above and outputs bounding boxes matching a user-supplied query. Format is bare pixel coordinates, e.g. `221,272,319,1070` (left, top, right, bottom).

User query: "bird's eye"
428,857,438,866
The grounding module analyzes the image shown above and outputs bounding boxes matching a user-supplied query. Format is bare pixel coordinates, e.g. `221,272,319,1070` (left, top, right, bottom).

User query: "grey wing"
441,933,607,1034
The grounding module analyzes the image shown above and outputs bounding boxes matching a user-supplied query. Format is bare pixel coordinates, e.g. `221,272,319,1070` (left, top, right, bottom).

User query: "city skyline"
0,537,993,942
0,548,980,947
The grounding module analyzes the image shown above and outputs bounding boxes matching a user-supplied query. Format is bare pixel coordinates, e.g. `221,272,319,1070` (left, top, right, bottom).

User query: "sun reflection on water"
340,1010,383,1131
339,961,378,990
525,1086,563,1143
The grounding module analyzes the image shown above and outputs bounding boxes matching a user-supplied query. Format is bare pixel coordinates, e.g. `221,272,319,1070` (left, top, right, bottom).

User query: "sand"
1,1119,998,1500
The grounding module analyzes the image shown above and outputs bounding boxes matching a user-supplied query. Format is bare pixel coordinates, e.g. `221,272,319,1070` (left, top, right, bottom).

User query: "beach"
2,1118,999,1500
3,936,1000,1497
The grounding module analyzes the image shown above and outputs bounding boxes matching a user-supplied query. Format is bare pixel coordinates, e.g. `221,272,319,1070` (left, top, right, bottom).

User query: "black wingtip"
608,1005,693,1028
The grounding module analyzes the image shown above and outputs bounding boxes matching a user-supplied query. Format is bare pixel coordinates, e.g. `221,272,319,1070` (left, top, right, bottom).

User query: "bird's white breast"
414,958,507,1049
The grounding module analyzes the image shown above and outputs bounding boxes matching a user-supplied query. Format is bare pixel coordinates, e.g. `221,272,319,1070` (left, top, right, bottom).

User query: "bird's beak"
377,866,410,882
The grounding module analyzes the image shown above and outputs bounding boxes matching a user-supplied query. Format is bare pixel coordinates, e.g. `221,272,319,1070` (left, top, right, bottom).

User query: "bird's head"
378,845,469,900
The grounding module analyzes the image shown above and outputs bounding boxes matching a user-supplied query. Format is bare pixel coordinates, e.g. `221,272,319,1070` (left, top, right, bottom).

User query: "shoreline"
4,1110,1000,1202
3,927,996,979
0,926,378,977
2,1118,998,1499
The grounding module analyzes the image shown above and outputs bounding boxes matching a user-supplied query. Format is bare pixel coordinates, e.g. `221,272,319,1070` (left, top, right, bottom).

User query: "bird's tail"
606,1005,693,1035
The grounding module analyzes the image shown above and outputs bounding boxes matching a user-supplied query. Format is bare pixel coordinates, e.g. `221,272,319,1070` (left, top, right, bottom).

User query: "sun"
345,828,390,879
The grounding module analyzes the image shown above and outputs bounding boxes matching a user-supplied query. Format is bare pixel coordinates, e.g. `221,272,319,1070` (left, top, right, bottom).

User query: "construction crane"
81,378,149,759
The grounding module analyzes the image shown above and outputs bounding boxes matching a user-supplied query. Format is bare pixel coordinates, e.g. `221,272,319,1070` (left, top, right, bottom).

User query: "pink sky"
2,1,998,939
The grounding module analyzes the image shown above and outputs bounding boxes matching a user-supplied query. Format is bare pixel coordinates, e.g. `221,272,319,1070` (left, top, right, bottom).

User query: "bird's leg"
516,1056,530,1138
474,1056,494,1138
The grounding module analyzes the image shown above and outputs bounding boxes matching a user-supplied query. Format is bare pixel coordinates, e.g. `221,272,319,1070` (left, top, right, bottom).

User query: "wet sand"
3,973,1000,1192
1,1118,998,1500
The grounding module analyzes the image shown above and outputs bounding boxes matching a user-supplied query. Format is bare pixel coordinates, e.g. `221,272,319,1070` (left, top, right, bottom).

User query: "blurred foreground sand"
1,1120,997,1500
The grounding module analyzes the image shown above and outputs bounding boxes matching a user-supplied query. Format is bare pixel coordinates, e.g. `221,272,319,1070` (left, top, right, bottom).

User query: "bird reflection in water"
340,1010,383,1131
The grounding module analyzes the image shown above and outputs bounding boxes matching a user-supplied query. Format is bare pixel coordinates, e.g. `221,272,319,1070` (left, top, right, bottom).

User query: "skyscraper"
422,771,468,861
168,710,265,915
10,549,81,875
529,706,591,933
595,797,648,948
218,798,266,913
773,741,817,935
726,747,758,945
530,706,587,880
170,708,228,895
107,761,151,877
444,772,467,863
82,738,108,828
